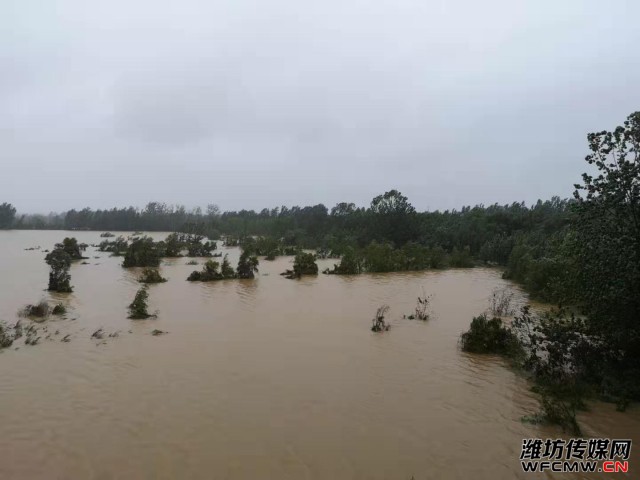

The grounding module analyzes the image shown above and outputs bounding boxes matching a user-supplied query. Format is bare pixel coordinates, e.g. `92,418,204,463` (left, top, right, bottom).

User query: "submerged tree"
98,235,128,255
185,234,216,257
138,268,167,284
128,287,154,319
459,314,518,354
55,237,85,260
324,247,363,274
123,236,161,267
293,252,318,277
187,260,222,281
45,248,73,292
236,250,259,279
162,233,184,257
220,254,236,278
187,256,239,281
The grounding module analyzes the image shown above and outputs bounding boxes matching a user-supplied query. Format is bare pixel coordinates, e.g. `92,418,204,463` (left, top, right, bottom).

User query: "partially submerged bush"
100,232,115,238
407,291,432,320
489,287,516,316
188,251,259,281
20,300,50,319
98,236,128,255
128,287,155,319
522,390,583,436
459,314,518,354
51,303,66,315
0,322,14,349
188,260,222,281
462,306,590,433
187,255,236,281
371,305,391,332
138,268,167,284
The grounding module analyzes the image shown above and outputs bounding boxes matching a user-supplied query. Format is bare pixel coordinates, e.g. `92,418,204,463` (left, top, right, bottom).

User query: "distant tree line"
1,194,573,298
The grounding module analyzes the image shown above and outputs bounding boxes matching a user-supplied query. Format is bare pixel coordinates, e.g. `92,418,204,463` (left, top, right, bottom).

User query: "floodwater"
0,230,638,480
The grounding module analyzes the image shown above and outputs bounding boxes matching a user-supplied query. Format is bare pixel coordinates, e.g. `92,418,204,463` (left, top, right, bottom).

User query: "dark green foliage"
293,252,318,276
55,237,85,260
98,236,128,255
187,255,240,281
460,314,519,355
187,260,223,281
237,251,259,279
128,287,153,319
0,202,16,229
240,236,282,259
138,268,167,284
12,192,574,288
328,241,468,274
156,233,216,257
51,303,66,315
502,231,575,302
100,232,115,237
428,246,446,269
220,255,236,278
185,235,216,257
571,111,640,386
448,246,474,267
45,249,73,292
162,233,184,257
369,190,417,246
122,236,161,268
325,247,363,274
505,112,640,427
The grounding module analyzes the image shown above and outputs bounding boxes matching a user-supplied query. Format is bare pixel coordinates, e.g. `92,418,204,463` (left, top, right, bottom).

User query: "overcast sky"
2,0,639,213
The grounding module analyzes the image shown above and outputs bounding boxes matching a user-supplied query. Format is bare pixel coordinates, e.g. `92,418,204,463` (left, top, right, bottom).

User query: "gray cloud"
1,0,639,212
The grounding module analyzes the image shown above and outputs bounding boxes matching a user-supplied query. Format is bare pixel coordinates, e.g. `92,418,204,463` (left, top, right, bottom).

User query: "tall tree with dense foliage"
369,190,418,246
0,202,16,229
572,111,640,384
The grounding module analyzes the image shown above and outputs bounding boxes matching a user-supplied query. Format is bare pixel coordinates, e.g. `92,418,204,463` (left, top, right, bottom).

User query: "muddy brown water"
0,231,638,479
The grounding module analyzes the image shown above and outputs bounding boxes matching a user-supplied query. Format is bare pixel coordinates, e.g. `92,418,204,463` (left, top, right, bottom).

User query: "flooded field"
0,230,638,479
